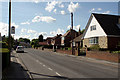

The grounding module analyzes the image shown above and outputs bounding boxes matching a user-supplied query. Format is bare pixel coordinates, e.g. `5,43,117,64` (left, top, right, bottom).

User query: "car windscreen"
17,47,23,49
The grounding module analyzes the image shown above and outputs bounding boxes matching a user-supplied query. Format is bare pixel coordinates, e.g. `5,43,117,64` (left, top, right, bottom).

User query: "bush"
0,41,8,48
89,45,100,51
68,47,72,50
112,51,120,53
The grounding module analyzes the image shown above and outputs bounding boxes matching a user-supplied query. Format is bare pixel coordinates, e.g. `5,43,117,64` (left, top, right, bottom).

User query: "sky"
0,1,119,40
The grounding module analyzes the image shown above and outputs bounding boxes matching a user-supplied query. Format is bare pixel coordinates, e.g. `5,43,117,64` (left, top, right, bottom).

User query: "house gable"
84,14,107,38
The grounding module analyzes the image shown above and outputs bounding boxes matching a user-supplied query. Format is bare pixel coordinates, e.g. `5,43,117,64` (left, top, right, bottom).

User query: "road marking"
43,65,46,67
55,72,61,76
48,68,53,71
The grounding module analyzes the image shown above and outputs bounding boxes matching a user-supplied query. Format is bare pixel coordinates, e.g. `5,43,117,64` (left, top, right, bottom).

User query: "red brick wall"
56,49,79,56
86,51,120,63
56,49,72,55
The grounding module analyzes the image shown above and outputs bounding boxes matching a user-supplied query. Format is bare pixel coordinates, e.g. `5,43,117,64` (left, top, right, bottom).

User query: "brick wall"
56,49,72,55
86,51,120,63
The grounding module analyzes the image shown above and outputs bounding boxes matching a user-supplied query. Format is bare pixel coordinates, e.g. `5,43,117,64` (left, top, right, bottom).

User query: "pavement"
2,51,31,80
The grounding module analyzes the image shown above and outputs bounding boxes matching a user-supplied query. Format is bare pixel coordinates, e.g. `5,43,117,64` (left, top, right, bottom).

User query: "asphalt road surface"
15,48,118,79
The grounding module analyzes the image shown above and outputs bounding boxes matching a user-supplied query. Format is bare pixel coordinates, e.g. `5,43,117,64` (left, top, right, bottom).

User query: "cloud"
89,8,95,13
60,10,66,15
103,11,110,14
59,4,64,8
27,29,36,33
0,22,19,36
14,35,31,40
39,32,47,36
33,0,39,3
21,21,30,25
50,28,64,36
98,8,102,11
21,28,27,33
67,25,80,31
45,1,58,12
53,9,57,13
32,16,56,23
68,2,79,13
0,22,8,36
11,22,19,29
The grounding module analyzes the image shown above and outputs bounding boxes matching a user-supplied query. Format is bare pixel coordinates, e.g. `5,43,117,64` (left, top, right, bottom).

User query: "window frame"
90,25,96,31
89,37,98,44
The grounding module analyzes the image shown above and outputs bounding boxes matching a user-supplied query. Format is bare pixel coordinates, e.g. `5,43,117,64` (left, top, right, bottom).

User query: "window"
90,25,96,31
89,37,98,44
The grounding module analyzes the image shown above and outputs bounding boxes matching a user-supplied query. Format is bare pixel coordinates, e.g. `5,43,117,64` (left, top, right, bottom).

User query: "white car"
16,46,24,53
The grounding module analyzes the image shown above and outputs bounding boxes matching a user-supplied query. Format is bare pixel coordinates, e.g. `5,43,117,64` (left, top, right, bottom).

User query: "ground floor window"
89,37,98,44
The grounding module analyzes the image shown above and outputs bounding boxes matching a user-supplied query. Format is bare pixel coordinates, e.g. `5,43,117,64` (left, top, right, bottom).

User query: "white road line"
43,65,46,67
55,72,61,76
48,68,53,71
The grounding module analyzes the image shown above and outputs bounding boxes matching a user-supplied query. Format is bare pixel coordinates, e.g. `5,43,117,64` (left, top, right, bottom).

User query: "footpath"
2,51,31,80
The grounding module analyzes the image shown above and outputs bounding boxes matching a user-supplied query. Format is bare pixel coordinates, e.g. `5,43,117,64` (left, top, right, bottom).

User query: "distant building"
46,37,54,45
39,35,43,42
51,34,62,46
83,13,120,49
61,29,78,47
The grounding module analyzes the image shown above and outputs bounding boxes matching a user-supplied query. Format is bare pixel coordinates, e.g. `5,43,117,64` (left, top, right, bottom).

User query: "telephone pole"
8,0,11,63
71,12,74,55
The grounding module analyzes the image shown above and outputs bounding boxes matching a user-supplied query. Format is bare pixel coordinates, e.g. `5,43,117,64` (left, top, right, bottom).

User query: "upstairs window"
89,37,98,44
90,25,96,31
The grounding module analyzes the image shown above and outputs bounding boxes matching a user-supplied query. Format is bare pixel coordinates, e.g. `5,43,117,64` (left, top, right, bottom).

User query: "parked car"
16,46,24,53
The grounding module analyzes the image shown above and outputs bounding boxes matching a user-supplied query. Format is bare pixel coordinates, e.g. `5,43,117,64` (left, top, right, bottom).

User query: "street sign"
11,26,15,34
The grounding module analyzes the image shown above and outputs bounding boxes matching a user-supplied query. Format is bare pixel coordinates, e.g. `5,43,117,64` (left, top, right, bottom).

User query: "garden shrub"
89,44,100,51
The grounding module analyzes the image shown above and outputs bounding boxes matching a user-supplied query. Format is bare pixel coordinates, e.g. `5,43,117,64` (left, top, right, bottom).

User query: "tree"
81,29,85,34
39,35,43,42
2,36,14,48
19,38,30,43
30,39,39,48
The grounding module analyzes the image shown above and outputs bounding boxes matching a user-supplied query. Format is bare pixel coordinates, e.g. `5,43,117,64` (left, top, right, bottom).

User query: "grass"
0,48,9,53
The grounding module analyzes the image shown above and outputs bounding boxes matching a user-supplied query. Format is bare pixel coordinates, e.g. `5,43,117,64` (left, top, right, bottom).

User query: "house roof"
62,29,77,37
52,34,62,40
83,13,120,38
73,34,83,42
93,13,120,36
70,34,83,42
39,42,47,45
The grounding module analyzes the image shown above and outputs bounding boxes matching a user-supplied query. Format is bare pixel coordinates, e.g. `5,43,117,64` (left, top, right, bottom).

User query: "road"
14,48,118,79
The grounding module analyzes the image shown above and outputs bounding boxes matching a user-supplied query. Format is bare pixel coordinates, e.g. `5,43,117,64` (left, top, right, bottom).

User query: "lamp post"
8,0,11,63
71,12,74,55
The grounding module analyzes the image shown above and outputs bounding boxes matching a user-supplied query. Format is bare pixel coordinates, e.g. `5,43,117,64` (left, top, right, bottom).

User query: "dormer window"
90,25,96,31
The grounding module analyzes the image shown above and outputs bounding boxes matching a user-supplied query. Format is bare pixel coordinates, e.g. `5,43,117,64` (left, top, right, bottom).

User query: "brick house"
83,13,120,49
61,29,78,47
51,34,62,46
46,37,53,45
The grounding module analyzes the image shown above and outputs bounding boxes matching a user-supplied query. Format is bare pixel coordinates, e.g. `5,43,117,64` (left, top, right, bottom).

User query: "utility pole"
71,12,74,55
8,0,11,63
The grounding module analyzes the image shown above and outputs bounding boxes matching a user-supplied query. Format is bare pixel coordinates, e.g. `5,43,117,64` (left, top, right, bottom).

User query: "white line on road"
43,65,46,67
48,68,53,71
36,60,42,65
55,72,61,76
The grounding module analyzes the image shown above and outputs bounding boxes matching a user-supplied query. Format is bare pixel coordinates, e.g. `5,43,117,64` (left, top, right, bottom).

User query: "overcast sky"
0,1,118,40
